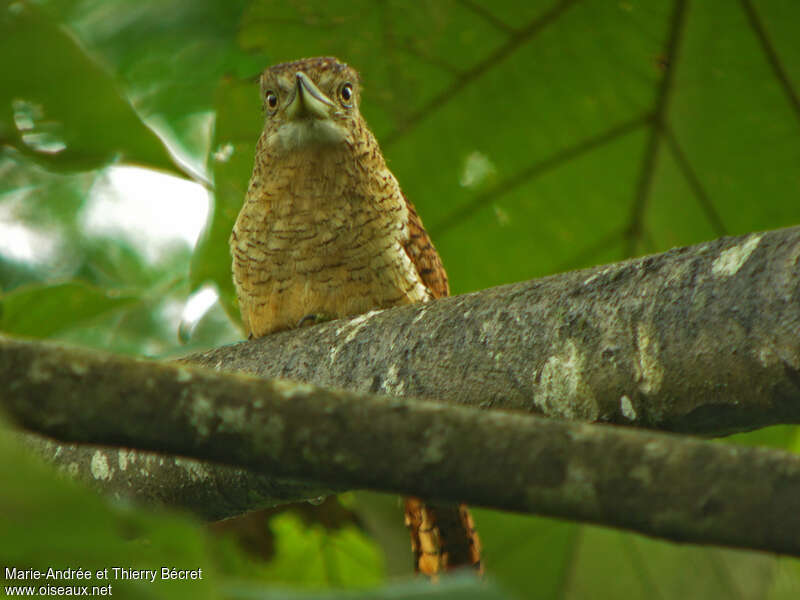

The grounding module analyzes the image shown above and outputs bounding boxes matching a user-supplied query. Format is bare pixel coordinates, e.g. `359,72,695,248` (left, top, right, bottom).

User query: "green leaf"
230,0,800,295
473,510,577,600
3,1,800,595
226,575,511,600
0,152,95,227
259,512,384,588
0,2,186,176
0,281,136,338
223,575,510,599
474,507,789,600
43,0,267,162
0,419,504,600
563,526,777,600
190,75,262,327
0,421,220,600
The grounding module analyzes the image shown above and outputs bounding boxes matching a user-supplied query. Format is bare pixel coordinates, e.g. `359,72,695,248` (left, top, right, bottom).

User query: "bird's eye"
339,83,353,106
265,91,278,111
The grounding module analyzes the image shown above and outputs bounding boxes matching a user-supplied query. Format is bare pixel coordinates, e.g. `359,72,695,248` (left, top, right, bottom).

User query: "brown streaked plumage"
230,56,479,576
404,498,482,577
231,56,446,338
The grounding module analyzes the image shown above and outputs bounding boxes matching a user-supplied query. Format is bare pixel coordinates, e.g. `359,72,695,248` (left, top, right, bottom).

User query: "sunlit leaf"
0,2,186,176
260,513,384,588
190,75,261,328
42,0,267,162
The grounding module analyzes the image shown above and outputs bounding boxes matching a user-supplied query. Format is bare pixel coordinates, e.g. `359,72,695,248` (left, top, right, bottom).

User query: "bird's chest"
231,160,428,336
236,185,401,279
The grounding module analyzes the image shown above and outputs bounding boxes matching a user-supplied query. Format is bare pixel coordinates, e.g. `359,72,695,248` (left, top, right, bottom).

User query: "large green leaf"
0,421,221,600
0,2,186,176
190,76,262,327
224,575,509,600
187,3,800,593
228,0,800,294
0,280,136,337
474,510,578,600
42,0,268,163
3,0,800,597
0,152,95,228
259,513,384,588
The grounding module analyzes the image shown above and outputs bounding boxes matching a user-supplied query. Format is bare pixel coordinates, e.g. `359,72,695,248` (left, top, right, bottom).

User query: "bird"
229,56,481,576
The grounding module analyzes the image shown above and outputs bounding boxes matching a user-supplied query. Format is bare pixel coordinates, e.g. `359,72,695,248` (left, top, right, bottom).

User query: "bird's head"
259,56,362,153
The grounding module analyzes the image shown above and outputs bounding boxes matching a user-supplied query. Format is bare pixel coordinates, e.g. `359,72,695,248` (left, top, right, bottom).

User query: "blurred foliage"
0,2,186,174
1,0,800,598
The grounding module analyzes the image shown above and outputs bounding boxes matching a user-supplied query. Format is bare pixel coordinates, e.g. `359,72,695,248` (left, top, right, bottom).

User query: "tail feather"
404,497,482,577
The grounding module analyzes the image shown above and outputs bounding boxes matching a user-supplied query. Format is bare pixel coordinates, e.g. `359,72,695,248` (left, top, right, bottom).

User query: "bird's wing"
402,194,449,299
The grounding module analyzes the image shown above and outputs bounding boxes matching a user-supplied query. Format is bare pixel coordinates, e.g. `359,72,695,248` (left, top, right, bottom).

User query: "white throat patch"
269,119,348,152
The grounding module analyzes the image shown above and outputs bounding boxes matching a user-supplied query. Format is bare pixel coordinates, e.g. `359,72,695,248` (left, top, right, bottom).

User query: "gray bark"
0,225,798,554
3,334,800,558
18,433,336,521
186,225,800,435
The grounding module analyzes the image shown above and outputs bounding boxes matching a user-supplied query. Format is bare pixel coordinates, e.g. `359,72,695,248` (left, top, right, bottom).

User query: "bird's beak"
286,72,335,120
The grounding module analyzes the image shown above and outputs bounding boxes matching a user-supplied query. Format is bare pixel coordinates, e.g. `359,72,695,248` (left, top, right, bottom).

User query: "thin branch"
432,114,650,237
663,124,727,237
552,225,626,274
4,334,800,558
382,0,582,146
396,39,463,77
740,0,800,126
625,0,688,256
456,0,517,34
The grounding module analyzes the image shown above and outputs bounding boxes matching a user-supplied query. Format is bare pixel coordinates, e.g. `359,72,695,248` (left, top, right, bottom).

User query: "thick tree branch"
1,225,798,550
3,335,800,558
17,433,337,521
186,225,800,435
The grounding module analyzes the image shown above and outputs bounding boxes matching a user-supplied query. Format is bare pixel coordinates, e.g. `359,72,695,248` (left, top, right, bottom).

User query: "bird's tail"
403,497,482,577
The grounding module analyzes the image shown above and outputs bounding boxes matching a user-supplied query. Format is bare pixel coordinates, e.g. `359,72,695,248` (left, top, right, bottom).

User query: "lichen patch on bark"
535,339,598,420
219,405,247,432
175,367,193,383
336,310,379,344
28,357,53,383
118,449,136,471
583,266,615,287
271,379,316,399
620,395,637,420
174,457,211,482
189,394,214,437
380,363,406,395
635,322,663,395
68,360,89,376
411,304,431,325
328,310,381,363
712,234,762,277
90,450,112,481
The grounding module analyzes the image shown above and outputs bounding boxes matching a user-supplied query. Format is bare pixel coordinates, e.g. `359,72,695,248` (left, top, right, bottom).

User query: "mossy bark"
1,225,798,555
187,225,800,435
